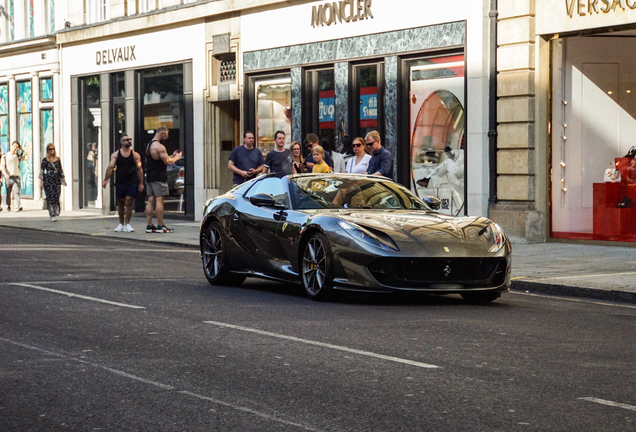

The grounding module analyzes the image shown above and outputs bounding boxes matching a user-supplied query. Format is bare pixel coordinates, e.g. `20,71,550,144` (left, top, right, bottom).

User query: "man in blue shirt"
366,131,393,179
228,131,264,185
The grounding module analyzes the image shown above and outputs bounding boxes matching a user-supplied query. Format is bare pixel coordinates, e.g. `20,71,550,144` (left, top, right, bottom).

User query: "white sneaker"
114,224,124,232
123,224,135,232
50,216,56,222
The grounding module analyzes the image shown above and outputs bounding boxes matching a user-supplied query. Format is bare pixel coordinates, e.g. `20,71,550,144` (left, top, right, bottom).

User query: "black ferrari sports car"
200,173,511,302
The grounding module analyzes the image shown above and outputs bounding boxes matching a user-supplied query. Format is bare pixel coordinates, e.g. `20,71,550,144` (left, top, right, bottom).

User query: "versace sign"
565,0,636,17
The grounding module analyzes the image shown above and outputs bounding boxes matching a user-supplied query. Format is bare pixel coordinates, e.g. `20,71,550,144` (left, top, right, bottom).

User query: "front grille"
368,257,508,289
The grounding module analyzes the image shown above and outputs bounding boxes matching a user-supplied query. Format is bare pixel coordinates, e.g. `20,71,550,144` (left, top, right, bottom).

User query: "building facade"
0,0,60,209
494,0,636,244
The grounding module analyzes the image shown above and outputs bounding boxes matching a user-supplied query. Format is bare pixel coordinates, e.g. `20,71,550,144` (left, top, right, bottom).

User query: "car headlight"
337,221,399,252
481,222,506,253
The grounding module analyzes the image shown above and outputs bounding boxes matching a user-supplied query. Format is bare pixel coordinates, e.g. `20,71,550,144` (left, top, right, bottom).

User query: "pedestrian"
346,136,372,174
228,130,264,186
0,141,28,212
365,131,393,178
340,134,355,167
39,143,66,221
262,130,294,178
103,134,145,232
304,133,333,171
290,141,307,173
144,126,182,233
311,146,332,173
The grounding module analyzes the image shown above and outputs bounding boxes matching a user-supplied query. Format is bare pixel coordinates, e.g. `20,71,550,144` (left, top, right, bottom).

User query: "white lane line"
1,247,197,252
0,337,324,431
10,283,145,309
203,320,440,369
579,397,636,411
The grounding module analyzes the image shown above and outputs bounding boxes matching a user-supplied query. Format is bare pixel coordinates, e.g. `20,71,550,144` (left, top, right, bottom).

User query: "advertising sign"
359,86,377,128
319,90,335,129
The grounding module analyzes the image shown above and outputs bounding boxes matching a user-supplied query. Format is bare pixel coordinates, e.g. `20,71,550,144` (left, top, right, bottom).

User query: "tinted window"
245,177,290,207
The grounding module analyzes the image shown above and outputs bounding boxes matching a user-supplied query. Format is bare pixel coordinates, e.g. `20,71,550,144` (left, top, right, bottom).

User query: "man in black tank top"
103,134,144,232
144,126,182,233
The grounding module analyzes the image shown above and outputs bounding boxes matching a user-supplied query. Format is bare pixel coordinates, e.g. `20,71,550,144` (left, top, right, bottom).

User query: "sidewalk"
1,209,635,304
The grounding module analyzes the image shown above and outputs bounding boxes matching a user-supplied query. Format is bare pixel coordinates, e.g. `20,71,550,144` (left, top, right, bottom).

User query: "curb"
511,280,636,305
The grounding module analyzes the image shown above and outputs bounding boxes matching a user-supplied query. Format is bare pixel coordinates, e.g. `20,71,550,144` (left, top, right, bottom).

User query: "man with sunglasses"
365,131,393,178
103,134,144,233
303,133,333,171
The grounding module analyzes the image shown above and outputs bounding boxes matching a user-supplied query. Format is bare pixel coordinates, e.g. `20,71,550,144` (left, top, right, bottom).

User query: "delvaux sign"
311,0,374,27
96,46,137,66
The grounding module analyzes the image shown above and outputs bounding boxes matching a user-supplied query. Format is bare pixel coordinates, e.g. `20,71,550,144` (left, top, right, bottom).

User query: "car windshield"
290,175,430,211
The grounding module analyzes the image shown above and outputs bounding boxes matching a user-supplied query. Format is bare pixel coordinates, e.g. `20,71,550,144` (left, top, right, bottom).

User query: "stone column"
490,0,545,243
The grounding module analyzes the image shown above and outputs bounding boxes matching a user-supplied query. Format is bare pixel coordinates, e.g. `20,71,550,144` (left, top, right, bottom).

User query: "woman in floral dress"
39,143,66,221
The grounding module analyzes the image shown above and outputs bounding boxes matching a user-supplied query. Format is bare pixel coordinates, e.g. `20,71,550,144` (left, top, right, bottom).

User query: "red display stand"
593,182,636,240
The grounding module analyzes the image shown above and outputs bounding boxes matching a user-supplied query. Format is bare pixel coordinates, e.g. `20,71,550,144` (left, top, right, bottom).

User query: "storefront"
0,36,60,209
536,0,636,243
236,0,493,217
59,23,205,217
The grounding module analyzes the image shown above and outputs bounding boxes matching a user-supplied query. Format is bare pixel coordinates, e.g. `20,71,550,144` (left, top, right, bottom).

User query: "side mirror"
250,193,285,209
423,196,441,210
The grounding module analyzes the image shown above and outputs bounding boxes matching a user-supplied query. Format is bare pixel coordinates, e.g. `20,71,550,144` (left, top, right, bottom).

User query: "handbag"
624,146,636,158
604,163,621,183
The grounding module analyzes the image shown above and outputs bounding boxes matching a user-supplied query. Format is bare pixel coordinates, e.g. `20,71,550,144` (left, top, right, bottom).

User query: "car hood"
331,210,499,254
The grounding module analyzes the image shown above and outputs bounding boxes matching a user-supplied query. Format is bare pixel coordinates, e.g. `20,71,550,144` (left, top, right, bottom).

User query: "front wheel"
201,221,245,286
460,291,501,303
302,233,334,301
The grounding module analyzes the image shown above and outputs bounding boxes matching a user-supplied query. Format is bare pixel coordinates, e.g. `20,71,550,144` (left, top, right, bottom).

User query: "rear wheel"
460,291,500,303
302,233,334,301
201,221,245,286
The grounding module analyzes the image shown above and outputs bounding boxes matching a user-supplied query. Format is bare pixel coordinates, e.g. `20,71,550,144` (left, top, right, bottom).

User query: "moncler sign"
311,0,374,27
96,46,137,65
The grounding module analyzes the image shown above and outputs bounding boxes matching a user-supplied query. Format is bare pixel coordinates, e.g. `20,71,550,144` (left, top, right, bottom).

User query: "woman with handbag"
39,143,67,221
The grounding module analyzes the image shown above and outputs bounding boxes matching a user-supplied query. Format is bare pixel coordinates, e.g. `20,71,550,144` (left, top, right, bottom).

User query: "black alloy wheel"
201,221,245,286
302,233,334,301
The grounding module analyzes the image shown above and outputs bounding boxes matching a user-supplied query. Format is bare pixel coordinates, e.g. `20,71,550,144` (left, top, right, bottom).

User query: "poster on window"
319,90,335,129
359,87,378,128
409,55,465,216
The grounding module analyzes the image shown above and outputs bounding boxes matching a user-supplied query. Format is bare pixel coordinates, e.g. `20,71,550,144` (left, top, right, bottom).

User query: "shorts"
146,181,169,197
115,183,139,200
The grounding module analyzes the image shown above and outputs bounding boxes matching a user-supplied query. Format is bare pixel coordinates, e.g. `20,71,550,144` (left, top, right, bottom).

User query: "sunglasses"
352,143,363,148
47,148,55,151
366,141,377,147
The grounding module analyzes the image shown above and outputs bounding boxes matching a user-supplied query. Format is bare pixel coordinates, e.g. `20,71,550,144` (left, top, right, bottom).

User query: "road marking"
203,320,440,369
10,283,145,309
0,337,324,431
579,397,636,411
512,291,636,309
0,246,197,252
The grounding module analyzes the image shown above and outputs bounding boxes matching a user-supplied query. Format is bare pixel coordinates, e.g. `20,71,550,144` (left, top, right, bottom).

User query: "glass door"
79,75,100,208
352,63,383,141
304,68,335,153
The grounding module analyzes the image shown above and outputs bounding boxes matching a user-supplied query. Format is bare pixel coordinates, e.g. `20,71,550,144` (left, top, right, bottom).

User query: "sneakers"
123,224,135,232
146,224,157,233
114,224,124,232
15,206,23,212
50,216,56,222
154,225,174,233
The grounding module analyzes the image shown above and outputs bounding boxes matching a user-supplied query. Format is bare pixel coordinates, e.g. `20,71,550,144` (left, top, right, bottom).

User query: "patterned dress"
40,158,66,217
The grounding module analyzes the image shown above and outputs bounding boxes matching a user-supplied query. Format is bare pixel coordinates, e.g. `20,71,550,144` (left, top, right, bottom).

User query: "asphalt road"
1,227,635,431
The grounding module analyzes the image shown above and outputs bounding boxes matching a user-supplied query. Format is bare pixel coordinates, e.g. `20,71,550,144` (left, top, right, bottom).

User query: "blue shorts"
116,183,139,199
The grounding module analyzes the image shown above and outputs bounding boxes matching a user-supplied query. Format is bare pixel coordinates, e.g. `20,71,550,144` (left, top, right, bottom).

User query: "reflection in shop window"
255,76,291,156
17,80,33,198
0,84,8,154
408,55,465,216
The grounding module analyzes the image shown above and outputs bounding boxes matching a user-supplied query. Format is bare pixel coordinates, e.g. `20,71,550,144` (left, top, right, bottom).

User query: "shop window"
86,0,108,23
40,77,53,102
252,75,291,156
40,108,53,165
407,54,466,216
139,64,185,213
16,80,33,198
0,83,8,154
303,68,336,153
79,76,100,208
352,63,383,141
46,0,54,34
